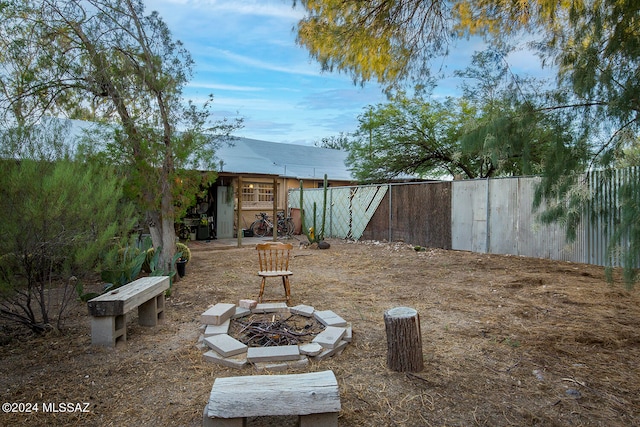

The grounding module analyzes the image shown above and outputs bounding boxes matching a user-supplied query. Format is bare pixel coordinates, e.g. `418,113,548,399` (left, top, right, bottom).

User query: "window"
242,182,274,206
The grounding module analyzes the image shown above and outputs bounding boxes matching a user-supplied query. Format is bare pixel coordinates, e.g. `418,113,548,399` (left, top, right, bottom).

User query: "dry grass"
1,238,639,426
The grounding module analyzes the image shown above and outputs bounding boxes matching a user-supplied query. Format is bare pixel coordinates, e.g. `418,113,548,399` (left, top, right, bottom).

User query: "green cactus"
300,174,328,244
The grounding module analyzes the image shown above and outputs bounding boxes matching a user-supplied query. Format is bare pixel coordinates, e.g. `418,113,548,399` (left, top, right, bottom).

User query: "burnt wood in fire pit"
231,313,324,347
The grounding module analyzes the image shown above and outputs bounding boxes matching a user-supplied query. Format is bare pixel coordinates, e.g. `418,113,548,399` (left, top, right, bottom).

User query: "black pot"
176,260,187,277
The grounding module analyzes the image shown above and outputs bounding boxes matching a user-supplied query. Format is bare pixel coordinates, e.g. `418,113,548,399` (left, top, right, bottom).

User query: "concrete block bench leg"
300,412,339,427
202,409,338,427
90,314,126,346
202,404,246,427
138,293,165,326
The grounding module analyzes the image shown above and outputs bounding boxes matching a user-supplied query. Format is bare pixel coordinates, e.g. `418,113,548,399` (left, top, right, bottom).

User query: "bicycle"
250,212,295,237
250,212,271,237
277,211,295,237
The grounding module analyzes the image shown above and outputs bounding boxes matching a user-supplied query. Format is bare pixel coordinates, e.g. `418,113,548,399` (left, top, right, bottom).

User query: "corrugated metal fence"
289,167,639,267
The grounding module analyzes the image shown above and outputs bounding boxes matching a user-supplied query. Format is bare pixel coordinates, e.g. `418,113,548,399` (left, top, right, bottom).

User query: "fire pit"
231,313,324,347
198,302,352,370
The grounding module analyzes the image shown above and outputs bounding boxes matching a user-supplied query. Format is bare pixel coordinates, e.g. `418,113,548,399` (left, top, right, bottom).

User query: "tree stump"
384,307,423,372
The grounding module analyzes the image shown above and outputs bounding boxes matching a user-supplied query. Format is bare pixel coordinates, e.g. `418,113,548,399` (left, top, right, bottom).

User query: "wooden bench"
87,276,170,347
203,370,341,427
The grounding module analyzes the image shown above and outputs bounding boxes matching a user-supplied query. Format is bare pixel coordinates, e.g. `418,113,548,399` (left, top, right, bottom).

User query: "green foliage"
347,94,469,181
100,244,146,291
299,175,328,244
452,0,640,135
346,51,560,183
0,0,242,274
74,283,101,303
348,91,537,182
0,120,136,332
175,242,191,262
455,49,559,178
144,241,190,268
296,0,640,285
148,247,181,297
595,167,640,288
295,0,449,91
618,139,640,168
92,235,181,299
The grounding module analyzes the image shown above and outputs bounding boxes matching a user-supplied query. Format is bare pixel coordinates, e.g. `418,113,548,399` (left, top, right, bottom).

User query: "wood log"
87,276,169,317
205,370,341,418
384,306,424,372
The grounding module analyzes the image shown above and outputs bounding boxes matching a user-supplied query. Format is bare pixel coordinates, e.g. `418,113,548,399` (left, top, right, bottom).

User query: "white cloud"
207,48,321,77
155,0,303,21
192,0,304,20
298,87,387,110
187,82,264,92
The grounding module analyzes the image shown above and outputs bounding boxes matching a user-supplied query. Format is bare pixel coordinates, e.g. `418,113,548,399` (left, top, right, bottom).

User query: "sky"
148,0,553,146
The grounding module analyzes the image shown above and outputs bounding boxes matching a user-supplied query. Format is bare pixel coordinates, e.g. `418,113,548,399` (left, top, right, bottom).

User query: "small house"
181,137,354,240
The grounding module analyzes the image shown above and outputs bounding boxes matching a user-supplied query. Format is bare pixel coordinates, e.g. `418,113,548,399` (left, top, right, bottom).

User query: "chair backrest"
256,242,293,272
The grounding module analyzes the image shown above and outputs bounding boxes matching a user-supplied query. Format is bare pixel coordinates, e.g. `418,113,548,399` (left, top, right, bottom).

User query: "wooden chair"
256,242,293,304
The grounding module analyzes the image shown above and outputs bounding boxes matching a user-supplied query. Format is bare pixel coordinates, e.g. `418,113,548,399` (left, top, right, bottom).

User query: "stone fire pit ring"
198,302,352,371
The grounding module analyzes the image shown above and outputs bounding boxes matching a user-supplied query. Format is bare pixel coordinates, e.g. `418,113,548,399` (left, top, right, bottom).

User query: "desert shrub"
145,242,191,267
0,122,136,333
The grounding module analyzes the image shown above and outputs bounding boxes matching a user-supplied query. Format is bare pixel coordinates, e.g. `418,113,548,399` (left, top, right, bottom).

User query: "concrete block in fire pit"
252,302,288,313
239,299,257,309
203,350,247,368
299,343,323,356
312,340,349,361
204,334,247,357
203,319,230,337
344,323,352,342
312,326,346,349
247,345,300,363
290,304,315,317
201,303,236,325
253,356,309,372
314,310,347,327
233,307,251,318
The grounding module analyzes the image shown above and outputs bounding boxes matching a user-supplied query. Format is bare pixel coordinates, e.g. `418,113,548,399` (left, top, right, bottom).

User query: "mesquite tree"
0,0,241,273
294,0,640,284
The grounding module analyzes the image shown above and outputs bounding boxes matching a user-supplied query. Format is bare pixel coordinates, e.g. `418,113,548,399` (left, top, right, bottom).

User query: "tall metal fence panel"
586,167,640,267
454,177,584,262
509,177,568,261
289,168,639,267
451,180,488,253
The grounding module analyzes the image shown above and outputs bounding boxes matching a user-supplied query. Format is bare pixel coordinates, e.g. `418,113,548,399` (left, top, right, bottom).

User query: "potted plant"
175,242,191,278
143,242,191,277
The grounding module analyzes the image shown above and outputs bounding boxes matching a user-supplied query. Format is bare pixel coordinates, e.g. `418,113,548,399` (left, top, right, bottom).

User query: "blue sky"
149,0,552,146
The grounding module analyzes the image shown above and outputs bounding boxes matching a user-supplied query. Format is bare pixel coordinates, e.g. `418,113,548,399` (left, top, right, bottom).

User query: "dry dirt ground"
1,238,639,427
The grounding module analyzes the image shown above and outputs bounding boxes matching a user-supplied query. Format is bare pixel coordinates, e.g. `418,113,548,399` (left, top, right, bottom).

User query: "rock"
565,388,581,398
318,240,331,250
532,369,544,381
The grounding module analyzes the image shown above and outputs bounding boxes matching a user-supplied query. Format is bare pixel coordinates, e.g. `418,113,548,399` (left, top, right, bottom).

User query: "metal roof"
57,119,353,181
215,137,353,181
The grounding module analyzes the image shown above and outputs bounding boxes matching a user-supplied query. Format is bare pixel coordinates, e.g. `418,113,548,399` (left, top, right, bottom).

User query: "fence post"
388,183,392,242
